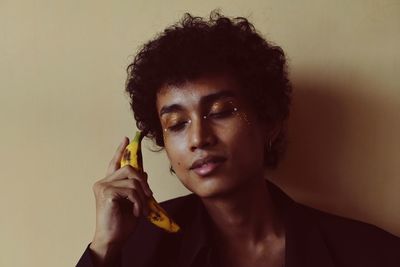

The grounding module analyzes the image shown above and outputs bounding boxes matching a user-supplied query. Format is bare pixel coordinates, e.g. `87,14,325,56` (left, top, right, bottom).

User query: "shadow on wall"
271,74,400,235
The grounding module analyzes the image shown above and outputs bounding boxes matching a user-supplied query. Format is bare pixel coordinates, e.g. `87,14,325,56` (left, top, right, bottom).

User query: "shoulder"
299,203,399,243
295,202,400,265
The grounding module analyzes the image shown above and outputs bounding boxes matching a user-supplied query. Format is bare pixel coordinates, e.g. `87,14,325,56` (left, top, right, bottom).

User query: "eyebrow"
159,90,236,117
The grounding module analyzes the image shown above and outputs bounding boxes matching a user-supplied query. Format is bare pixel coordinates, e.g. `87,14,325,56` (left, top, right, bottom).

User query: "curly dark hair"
125,11,292,169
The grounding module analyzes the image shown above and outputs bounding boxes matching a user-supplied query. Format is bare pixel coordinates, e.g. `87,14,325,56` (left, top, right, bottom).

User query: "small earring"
267,139,272,152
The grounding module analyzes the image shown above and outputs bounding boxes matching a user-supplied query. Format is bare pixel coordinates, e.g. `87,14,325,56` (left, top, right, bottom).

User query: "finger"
126,169,153,198
127,189,141,217
103,166,152,206
110,179,149,215
138,172,153,197
110,178,150,196
132,202,139,217
104,165,142,182
104,186,144,217
130,179,149,216
106,137,129,176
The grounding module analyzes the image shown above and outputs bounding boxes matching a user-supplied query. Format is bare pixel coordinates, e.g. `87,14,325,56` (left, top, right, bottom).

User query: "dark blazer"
77,181,400,267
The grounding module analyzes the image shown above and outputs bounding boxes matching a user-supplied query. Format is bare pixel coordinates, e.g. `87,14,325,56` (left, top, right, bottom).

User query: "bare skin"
157,74,286,267
203,178,285,267
89,74,285,267
89,137,153,267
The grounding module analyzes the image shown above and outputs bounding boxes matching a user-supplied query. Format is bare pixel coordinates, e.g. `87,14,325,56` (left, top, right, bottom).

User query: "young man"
77,12,400,267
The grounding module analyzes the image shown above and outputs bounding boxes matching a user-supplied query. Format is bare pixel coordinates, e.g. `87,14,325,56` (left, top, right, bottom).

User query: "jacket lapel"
269,182,336,267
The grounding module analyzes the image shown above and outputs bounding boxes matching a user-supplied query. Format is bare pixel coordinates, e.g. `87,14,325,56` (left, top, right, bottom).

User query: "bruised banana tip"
147,197,180,233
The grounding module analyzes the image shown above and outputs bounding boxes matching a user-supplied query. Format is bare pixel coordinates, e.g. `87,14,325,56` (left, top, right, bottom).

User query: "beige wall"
1,0,399,266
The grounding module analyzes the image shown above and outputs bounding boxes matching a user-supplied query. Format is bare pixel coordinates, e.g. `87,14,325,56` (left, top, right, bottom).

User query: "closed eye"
208,108,237,119
167,121,189,132
165,107,238,132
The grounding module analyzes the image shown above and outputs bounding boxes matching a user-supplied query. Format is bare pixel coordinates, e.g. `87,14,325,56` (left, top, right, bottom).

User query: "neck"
201,178,284,246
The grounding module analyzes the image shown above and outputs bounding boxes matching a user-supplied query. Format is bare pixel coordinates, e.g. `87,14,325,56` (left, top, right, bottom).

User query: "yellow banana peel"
120,131,180,233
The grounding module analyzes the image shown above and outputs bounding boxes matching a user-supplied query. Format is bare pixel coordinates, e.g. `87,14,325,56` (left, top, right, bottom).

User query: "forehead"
156,74,241,112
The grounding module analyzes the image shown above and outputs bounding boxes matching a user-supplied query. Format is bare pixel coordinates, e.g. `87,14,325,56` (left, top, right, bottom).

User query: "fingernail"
120,138,125,146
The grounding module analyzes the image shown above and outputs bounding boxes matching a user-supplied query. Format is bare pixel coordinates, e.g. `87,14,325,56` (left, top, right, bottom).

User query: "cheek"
227,114,265,166
229,110,262,138
229,135,265,178
164,136,188,169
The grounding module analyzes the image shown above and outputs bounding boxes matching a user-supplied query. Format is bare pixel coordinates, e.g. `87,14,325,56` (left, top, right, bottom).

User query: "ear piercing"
265,139,273,151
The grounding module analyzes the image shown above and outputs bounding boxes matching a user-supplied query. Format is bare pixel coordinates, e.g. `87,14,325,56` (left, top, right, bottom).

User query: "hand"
89,137,153,265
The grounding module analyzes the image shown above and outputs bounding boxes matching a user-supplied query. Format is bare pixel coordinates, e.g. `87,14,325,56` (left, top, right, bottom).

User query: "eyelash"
168,121,188,132
167,108,237,132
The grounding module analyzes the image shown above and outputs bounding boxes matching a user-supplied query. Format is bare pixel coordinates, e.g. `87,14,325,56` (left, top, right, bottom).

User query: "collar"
177,180,335,267
177,194,215,267
272,182,335,267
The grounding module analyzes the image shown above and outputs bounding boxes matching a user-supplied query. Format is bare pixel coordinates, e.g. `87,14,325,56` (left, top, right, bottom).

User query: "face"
156,74,269,199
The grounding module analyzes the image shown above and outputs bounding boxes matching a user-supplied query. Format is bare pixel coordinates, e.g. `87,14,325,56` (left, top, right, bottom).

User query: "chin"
185,176,242,199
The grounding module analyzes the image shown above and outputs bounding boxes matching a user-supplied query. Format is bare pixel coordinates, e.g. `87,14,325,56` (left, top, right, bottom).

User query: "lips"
190,155,226,176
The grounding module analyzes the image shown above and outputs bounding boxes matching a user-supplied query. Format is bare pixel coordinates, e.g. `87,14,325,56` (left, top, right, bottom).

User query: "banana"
120,131,180,233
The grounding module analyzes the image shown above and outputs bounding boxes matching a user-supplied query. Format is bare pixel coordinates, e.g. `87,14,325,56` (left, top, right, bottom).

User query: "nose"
188,116,217,152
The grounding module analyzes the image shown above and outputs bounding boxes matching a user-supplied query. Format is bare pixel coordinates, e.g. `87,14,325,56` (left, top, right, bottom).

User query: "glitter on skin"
233,107,251,126
226,100,251,126
162,106,253,133
239,112,251,125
